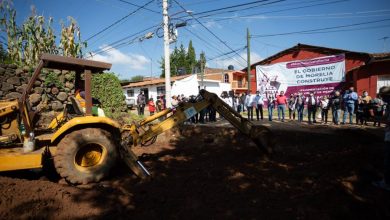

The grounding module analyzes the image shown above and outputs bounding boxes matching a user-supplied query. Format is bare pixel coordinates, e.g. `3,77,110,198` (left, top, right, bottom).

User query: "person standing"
288,93,297,120
372,86,390,191
255,91,264,120
342,87,358,124
356,96,365,125
362,90,372,103
276,91,287,122
362,91,372,125
245,92,256,121
306,92,317,124
295,92,305,123
266,92,276,121
240,92,247,113
372,94,384,127
222,92,233,108
148,98,156,116
137,91,146,116
320,96,329,124
330,91,342,125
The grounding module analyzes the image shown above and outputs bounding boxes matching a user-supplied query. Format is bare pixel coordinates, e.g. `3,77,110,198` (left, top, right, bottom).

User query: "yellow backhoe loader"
0,54,273,185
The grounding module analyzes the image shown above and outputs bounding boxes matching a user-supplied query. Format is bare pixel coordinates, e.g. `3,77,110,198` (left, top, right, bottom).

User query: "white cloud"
89,45,149,72
191,21,223,29
213,52,262,70
204,21,223,29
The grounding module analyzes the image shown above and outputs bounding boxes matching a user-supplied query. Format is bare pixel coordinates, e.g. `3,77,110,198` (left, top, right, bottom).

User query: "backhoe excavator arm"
120,90,274,178
199,90,274,155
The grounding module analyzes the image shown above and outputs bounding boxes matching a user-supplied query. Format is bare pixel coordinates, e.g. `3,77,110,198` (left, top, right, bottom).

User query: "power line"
85,0,155,42
251,18,390,38
292,24,390,35
182,27,248,68
173,0,247,66
87,36,140,58
87,23,160,55
207,46,247,61
182,27,240,63
187,0,275,17
200,0,348,22
205,10,390,20
182,0,227,7
118,0,160,14
175,0,286,21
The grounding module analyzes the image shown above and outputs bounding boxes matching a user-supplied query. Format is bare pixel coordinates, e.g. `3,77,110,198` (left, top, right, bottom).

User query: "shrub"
43,71,64,88
92,72,126,119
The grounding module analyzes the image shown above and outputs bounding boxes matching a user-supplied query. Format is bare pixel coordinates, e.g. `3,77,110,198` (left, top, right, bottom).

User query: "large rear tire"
54,128,118,184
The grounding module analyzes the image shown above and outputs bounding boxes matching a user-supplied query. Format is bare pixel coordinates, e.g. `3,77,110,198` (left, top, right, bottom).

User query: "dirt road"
0,121,389,219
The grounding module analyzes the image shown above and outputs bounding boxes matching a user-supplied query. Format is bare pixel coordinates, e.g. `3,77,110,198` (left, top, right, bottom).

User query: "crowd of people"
135,87,387,127
228,86,387,126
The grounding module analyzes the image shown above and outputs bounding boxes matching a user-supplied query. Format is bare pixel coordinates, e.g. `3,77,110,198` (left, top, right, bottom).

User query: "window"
157,86,165,95
224,74,229,83
126,89,134,97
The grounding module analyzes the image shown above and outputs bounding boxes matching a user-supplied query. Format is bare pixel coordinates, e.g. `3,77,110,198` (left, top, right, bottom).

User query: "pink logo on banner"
286,54,345,69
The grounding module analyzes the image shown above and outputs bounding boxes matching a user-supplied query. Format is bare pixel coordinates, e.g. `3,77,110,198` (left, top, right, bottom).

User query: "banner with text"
256,54,345,97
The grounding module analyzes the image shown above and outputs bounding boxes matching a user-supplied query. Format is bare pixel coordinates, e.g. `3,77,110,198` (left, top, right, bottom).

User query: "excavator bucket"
118,143,150,179
249,125,275,155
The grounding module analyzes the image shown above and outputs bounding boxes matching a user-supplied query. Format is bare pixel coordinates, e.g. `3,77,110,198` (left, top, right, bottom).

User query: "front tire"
54,128,118,184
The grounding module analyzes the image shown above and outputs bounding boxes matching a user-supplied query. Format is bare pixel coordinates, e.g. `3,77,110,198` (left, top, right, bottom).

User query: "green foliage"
186,40,196,73
130,75,144,82
20,12,58,66
160,41,206,77
0,44,11,63
0,2,86,67
59,17,87,58
43,71,64,88
92,73,126,119
197,51,206,72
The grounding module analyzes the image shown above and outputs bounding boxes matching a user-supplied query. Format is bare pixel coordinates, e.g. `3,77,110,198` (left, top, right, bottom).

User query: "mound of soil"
1,121,389,219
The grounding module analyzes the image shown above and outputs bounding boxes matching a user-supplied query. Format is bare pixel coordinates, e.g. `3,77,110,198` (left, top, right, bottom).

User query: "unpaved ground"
1,121,390,219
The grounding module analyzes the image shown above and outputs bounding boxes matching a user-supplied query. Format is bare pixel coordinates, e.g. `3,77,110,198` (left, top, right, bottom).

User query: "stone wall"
0,63,75,112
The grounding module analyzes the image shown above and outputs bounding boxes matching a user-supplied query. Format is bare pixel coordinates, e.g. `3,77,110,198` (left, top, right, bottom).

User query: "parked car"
125,97,136,109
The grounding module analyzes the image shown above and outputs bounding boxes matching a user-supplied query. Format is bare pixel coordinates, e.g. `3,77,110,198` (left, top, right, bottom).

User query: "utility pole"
246,28,251,93
163,0,172,108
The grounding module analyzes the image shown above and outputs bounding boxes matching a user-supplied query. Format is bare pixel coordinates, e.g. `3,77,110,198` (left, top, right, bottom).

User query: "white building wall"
123,76,232,100
123,85,163,101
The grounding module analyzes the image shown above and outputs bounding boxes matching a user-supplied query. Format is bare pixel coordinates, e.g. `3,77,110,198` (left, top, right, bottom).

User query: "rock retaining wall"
0,63,75,112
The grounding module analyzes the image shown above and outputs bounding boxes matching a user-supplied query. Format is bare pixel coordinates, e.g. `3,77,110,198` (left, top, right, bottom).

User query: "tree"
130,75,144,82
186,40,196,73
197,51,206,73
160,41,206,77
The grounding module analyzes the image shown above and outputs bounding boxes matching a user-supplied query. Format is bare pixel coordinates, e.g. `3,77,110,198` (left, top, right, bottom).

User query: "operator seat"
69,96,84,115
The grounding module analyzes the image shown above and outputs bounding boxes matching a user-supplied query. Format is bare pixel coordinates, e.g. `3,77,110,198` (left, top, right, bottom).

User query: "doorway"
141,88,149,101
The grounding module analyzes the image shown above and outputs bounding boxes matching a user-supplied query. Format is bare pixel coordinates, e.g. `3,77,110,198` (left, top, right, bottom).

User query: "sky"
7,0,390,79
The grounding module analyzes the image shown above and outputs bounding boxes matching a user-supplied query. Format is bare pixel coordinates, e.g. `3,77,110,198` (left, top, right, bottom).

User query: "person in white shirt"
305,92,317,124
255,91,264,120
266,91,276,121
320,96,330,124
222,92,233,108
245,92,256,121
